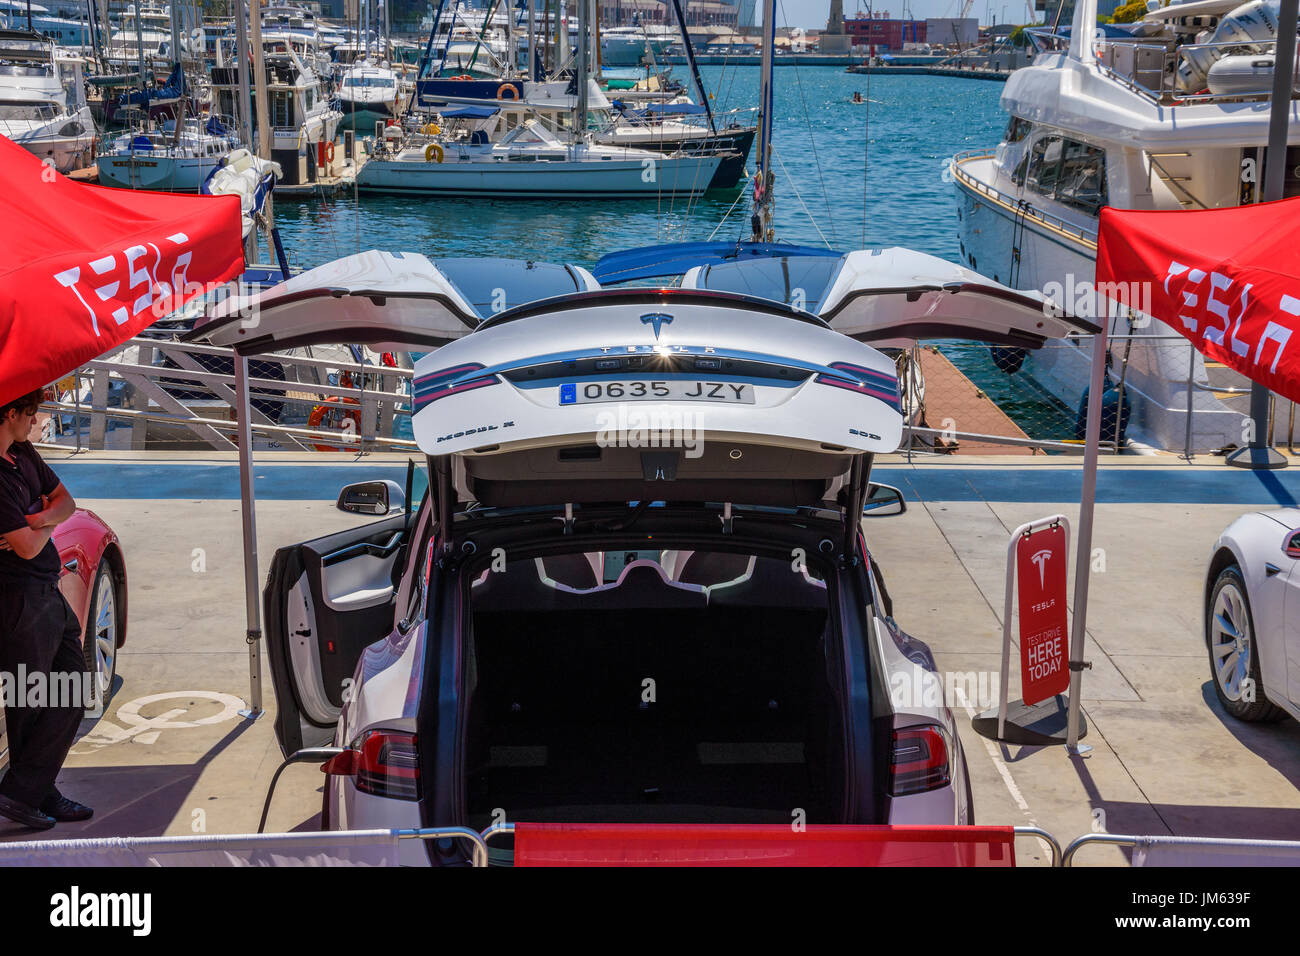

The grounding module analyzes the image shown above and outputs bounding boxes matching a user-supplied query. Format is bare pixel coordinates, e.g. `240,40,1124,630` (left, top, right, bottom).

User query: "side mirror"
862,482,906,518
337,479,404,516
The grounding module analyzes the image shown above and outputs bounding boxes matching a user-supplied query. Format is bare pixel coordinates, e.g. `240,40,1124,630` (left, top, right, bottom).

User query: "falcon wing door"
683,247,1100,347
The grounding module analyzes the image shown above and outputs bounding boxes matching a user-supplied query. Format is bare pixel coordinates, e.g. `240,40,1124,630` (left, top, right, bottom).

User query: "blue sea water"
268,69,1077,440
270,66,1007,269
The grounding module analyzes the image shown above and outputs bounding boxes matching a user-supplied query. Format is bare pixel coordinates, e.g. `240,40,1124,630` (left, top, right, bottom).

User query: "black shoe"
40,793,93,823
0,793,56,831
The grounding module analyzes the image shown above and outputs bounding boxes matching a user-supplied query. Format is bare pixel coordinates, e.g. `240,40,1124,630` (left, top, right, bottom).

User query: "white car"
194,248,1091,865
1205,509,1300,722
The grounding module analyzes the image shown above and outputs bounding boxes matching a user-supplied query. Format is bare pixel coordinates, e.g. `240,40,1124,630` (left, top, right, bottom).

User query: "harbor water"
270,67,1074,439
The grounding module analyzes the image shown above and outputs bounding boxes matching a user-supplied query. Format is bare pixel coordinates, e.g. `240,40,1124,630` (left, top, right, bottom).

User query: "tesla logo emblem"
1030,549,1053,589
640,312,673,339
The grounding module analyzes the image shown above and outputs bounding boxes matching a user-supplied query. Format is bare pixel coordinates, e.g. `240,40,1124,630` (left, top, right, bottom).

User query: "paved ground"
2,450,1298,864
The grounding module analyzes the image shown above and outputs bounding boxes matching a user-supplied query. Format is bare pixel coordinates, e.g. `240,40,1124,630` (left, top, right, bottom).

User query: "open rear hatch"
410,287,904,512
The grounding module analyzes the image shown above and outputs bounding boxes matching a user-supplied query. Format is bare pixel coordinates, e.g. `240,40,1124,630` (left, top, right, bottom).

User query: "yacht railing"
950,149,1100,249
1025,28,1298,106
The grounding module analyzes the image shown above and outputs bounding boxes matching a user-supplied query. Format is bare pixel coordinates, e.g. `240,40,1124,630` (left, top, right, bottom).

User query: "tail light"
322,731,421,801
815,361,902,412
890,725,951,796
413,362,496,413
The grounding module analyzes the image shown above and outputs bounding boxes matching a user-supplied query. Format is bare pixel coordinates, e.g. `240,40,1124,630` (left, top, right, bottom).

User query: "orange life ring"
308,396,361,452
497,82,519,100
324,140,335,163
453,73,472,80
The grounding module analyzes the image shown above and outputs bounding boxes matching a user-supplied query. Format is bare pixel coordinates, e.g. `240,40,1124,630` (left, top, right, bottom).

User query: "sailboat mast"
751,0,777,242
575,0,588,137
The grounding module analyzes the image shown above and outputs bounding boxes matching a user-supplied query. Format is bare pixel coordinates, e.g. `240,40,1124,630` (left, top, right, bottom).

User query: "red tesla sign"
1017,525,1069,706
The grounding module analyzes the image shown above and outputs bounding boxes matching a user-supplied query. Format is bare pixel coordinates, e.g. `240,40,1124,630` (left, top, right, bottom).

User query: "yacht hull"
95,153,226,191
356,154,720,198
953,154,1248,454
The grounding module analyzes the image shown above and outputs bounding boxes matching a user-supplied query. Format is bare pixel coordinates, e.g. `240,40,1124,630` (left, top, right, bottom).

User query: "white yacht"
96,114,240,191
108,3,200,69
357,113,720,198
0,29,94,171
0,0,92,46
336,57,402,131
951,0,1299,453
600,24,677,67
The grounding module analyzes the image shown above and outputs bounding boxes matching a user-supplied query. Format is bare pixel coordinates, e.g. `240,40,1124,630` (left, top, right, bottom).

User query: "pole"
1065,328,1107,752
249,0,270,160
575,0,588,137
234,356,264,720
1227,0,1295,471
234,1,256,261
528,0,536,79
751,0,776,242
134,1,146,92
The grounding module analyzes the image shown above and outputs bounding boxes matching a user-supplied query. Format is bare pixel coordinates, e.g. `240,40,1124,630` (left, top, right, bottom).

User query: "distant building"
843,11,926,50
735,0,756,28
924,17,978,46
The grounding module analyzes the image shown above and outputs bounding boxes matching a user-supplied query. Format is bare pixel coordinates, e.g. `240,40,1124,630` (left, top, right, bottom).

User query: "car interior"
461,546,848,828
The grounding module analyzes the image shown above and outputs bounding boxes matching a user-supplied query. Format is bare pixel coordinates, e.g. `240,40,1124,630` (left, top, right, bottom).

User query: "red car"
53,509,127,713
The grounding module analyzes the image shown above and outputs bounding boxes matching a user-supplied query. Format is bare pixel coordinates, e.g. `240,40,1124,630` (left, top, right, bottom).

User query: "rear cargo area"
462,552,847,828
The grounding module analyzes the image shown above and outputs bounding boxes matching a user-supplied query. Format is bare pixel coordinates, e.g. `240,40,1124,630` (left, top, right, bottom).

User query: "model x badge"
640,312,673,339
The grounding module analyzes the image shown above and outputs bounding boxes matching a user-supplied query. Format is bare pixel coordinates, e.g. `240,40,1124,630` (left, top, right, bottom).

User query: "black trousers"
0,580,85,807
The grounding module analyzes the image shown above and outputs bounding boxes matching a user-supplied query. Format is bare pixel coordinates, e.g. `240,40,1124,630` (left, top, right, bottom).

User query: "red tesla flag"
1017,524,1069,707
0,136,244,405
1096,199,1300,404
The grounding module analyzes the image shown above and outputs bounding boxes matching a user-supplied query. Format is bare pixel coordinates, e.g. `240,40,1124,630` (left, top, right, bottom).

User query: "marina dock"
846,63,1012,80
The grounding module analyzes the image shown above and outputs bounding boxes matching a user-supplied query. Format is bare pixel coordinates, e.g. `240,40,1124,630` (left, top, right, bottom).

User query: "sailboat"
357,2,721,199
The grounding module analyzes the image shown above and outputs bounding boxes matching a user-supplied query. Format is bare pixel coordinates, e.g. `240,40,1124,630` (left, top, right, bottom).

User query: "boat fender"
498,83,519,100
421,122,440,135
989,345,1027,374
425,142,444,163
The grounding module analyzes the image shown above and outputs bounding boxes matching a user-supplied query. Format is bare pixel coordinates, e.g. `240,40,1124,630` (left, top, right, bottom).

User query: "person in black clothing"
0,387,93,830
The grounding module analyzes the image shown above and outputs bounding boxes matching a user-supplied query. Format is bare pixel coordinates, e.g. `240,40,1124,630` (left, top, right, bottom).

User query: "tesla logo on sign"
1030,548,1053,588
1017,526,1069,707
640,312,673,339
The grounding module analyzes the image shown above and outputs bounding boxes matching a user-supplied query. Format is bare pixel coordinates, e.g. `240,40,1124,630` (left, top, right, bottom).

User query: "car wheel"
83,559,119,716
1207,566,1285,723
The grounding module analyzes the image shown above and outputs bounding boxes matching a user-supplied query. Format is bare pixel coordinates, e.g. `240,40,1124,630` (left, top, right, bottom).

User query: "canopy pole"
1065,327,1107,752
1227,0,1295,471
234,356,264,720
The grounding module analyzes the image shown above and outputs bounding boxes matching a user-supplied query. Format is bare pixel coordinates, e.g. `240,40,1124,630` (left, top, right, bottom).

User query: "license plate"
559,381,755,405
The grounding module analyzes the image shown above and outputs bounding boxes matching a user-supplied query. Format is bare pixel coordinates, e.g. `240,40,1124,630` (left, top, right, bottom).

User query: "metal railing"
42,335,416,454
1024,28,1300,106
1063,832,1300,867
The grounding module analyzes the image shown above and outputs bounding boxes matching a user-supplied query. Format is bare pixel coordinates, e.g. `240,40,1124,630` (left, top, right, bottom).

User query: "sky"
769,0,1040,28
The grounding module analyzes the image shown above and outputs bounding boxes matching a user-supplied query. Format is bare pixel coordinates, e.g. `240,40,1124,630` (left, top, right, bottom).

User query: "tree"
1112,1,1148,23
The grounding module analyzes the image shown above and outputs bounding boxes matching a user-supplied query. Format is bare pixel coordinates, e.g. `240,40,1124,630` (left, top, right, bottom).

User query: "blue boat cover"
114,63,187,111
592,241,842,285
437,105,499,118
205,115,228,136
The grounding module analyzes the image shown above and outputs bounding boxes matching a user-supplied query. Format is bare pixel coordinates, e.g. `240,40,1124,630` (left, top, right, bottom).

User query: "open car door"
262,499,421,757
